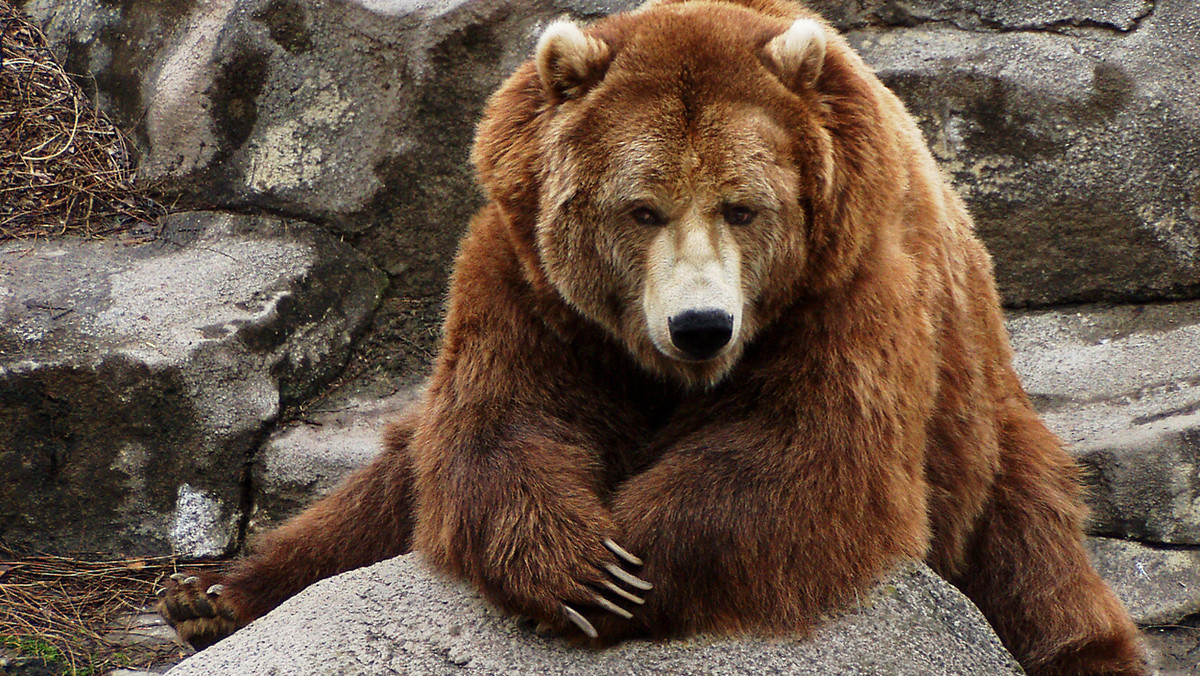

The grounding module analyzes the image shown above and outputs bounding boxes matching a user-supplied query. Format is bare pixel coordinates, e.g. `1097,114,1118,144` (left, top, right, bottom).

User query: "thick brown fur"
161,1,1146,673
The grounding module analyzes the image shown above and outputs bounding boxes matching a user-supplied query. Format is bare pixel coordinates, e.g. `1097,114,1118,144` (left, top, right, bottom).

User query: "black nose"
668,309,734,361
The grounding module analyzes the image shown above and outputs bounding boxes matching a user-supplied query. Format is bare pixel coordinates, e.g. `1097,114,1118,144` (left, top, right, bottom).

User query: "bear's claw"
592,594,634,619
542,540,651,639
563,604,599,638
600,580,645,605
604,562,653,590
603,538,644,567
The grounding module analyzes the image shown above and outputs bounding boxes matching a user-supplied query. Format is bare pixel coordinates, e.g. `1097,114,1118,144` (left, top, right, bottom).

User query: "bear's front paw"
566,538,653,638
509,537,652,641
157,572,243,650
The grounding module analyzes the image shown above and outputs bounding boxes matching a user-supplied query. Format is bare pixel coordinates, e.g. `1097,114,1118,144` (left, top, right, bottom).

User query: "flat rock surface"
1009,301,1200,446
168,555,1021,675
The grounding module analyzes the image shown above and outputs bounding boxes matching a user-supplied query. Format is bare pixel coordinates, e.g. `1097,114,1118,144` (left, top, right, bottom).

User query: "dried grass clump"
0,544,225,674
0,3,164,242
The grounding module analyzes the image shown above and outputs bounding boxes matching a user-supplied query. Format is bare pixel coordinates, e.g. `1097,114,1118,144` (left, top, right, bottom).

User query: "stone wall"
2,0,1198,671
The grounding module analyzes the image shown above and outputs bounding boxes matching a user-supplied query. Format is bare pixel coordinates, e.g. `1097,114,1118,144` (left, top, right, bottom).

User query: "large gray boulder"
19,0,640,305
0,212,386,555
167,555,1023,675
1008,301,1200,545
838,0,1200,307
806,0,1157,31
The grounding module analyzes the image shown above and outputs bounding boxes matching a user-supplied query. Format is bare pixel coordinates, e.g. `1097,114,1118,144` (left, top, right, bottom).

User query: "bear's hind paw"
157,571,241,650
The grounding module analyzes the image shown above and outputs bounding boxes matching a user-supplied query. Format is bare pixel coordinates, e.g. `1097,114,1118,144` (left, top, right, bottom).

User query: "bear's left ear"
536,19,612,102
762,18,827,91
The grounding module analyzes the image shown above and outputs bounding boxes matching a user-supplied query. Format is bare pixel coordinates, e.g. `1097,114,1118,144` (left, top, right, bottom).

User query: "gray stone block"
1008,301,1200,544
0,212,386,555
846,1,1200,306
248,387,422,535
1087,536,1200,626
167,555,1022,675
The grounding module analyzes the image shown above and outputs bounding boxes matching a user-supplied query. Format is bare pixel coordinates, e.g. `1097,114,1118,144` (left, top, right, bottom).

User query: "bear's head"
473,1,905,387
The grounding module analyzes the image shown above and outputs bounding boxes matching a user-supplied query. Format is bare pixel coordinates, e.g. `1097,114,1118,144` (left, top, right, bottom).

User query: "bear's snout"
668,309,734,361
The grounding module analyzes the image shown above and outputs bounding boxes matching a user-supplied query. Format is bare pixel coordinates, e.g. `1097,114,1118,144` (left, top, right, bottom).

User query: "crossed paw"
533,537,652,640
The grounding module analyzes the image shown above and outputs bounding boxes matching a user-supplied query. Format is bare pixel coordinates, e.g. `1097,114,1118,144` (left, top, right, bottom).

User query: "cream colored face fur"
533,15,826,386
640,204,744,363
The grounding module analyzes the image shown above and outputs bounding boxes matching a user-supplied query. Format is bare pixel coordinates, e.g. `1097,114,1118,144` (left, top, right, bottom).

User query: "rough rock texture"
167,555,1023,675
1087,536,1200,626
806,0,1158,32
1010,303,1200,675
248,387,422,535
18,0,641,305
0,212,386,555
20,0,1198,315
1142,624,1200,676
1079,418,1200,546
1088,537,1200,675
840,0,1200,307
1008,301,1200,544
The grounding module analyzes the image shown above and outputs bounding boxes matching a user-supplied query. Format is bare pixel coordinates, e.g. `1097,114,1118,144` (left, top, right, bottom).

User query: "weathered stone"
167,556,1022,675
248,387,422,535
1142,624,1200,676
0,212,386,556
847,2,1200,306
806,0,1156,32
1087,536,1200,625
1009,302,1200,445
1077,420,1200,546
1008,301,1200,544
24,0,1198,316
103,607,179,649
20,0,641,307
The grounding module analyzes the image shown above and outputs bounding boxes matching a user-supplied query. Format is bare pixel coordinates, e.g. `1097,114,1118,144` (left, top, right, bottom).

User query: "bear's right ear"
762,18,827,91
536,19,612,103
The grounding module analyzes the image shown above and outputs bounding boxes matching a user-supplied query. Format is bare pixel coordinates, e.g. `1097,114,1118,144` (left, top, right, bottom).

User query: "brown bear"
160,1,1147,673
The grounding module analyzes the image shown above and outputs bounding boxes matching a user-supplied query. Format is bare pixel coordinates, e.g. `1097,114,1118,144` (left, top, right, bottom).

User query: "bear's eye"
630,206,665,227
723,205,757,226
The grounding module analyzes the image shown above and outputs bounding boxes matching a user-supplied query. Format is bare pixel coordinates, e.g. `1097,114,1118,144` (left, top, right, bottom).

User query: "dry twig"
0,543,224,673
0,2,164,242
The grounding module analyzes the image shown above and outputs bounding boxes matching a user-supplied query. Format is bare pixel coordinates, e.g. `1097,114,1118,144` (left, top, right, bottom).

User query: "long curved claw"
169,573,189,582
206,584,226,596
604,563,653,591
182,576,200,585
592,594,633,619
562,604,598,638
600,580,645,605
603,539,643,567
